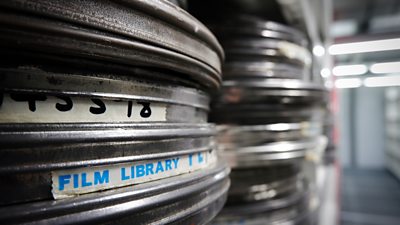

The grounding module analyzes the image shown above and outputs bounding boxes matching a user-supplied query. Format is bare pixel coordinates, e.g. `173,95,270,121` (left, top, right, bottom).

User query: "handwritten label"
51,150,217,199
0,93,166,123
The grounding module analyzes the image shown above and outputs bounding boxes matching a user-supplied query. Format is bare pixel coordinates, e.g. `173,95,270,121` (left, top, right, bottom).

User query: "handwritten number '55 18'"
2,93,152,118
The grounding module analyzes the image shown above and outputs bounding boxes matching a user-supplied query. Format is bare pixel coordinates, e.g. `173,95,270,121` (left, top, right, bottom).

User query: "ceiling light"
332,64,368,76
370,61,400,74
325,80,333,89
364,76,400,87
329,38,400,55
313,45,325,57
335,78,362,88
320,68,331,78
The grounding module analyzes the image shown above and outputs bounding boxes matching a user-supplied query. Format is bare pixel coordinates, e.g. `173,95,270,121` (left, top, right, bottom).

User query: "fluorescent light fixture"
335,78,362,88
329,38,400,55
324,80,333,89
312,45,325,57
320,68,331,78
364,75,400,87
332,64,368,76
370,61,400,74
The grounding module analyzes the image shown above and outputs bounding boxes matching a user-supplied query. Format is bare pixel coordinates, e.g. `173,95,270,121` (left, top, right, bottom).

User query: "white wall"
338,89,352,167
337,87,385,169
354,87,385,168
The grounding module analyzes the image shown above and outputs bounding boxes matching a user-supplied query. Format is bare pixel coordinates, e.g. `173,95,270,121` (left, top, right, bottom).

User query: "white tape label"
0,93,166,123
277,41,311,66
51,150,217,199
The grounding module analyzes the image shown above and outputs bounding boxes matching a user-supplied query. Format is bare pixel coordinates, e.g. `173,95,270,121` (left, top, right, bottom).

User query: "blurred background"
184,0,400,224
331,0,400,224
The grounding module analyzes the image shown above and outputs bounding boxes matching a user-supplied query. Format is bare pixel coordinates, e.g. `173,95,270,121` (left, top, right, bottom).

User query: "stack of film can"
209,15,327,225
0,1,230,224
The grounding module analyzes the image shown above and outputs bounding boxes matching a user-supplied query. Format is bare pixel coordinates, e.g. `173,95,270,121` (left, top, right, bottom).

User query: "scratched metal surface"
0,0,224,79
222,39,311,69
0,0,224,91
227,164,301,204
0,67,212,123
206,16,325,225
211,104,325,125
209,15,326,115
208,15,312,93
0,0,228,223
211,181,313,225
223,61,309,80
223,138,322,168
0,163,230,225
0,123,217,205
209,15,308,46
217,122,324,168
217,122,323,146
216,79,327,106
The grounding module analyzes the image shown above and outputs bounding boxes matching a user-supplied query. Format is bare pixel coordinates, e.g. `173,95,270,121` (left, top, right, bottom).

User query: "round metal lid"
223,61,309,80
217,122,323,146
223,38,311,68
0,163,230,225
212,180,315,225
222,137,324,168
0,66,215,123
212,198,309,225
210,15,308,46
228,165,302,205
0,123,219,205
216,79,328,105
0,0,224,68
0,0,224,90
1,123,216,160
223,79,325,91
210,104,325,125
219,180,309,215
